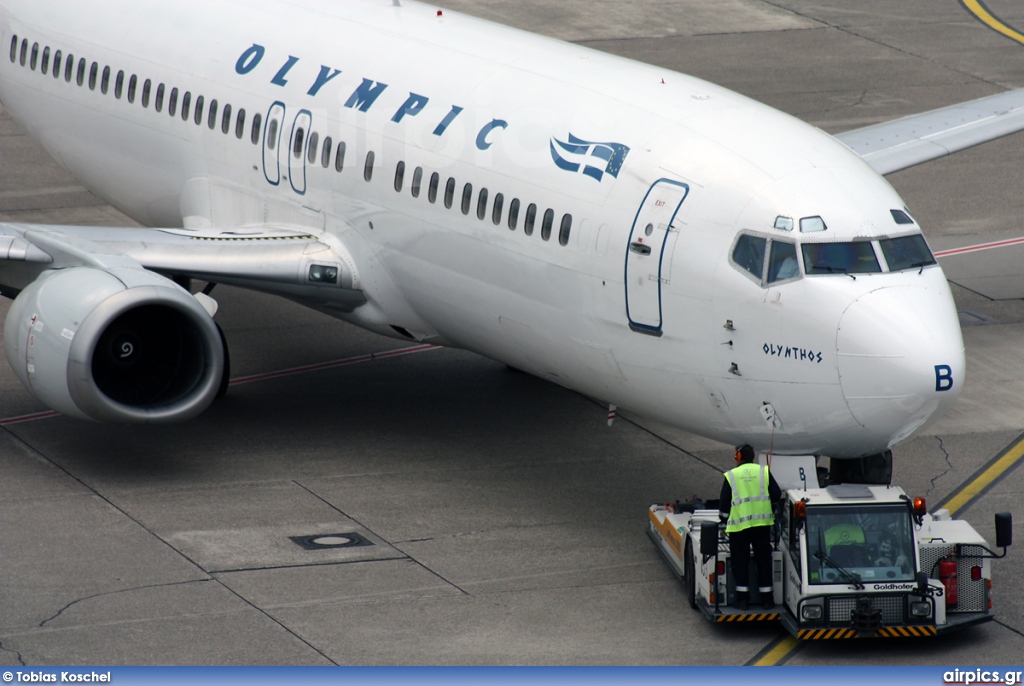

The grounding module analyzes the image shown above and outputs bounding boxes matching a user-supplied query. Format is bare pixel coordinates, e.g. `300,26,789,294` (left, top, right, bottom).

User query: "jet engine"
4,266,225,423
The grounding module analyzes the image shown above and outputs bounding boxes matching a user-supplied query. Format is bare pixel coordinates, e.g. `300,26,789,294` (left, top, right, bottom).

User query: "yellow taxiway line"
961,0,1024,45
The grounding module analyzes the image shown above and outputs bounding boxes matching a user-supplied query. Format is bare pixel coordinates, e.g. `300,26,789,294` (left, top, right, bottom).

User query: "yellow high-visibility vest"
724,463,774,533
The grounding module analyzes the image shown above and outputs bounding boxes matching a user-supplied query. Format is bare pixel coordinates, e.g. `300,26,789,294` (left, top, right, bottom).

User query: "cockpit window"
890,209,915,225
767,240,799,283
774,216,794,232
802,241,880,275
800,216,827,233
879,234,936,272
732,234,766,280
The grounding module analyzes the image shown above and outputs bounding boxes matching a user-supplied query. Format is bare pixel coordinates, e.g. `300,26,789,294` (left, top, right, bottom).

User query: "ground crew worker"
719,444,782,611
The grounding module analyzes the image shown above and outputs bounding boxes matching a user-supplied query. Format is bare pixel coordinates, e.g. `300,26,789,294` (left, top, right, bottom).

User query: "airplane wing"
0,222,365,311
835,87,1024,175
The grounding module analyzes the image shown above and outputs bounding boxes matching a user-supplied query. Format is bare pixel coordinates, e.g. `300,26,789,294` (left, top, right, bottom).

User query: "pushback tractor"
648,454,1013,639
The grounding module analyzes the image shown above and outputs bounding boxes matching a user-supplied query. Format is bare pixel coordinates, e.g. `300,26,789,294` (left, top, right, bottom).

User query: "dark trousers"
729,525,773,592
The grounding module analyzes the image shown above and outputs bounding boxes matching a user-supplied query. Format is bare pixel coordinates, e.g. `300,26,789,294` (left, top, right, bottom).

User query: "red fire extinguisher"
939,557,958,606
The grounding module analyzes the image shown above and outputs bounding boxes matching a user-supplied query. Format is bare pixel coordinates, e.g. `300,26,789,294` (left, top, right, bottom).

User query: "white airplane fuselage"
0,0,965,457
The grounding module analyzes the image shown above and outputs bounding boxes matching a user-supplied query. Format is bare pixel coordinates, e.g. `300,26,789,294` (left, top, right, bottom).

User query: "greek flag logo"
550,134,630,182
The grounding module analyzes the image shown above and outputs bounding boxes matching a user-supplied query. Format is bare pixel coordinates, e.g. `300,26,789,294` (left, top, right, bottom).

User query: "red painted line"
0,410,60,426
934,236,1024,258
228,343,440,386
0,344,442,424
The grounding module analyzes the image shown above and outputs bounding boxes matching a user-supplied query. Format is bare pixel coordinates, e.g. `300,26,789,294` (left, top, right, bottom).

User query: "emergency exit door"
624,179,690,335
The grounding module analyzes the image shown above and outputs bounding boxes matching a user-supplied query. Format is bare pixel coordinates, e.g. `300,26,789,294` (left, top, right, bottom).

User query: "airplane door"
262,102,286,186
624,179,690,335
288,110,312,195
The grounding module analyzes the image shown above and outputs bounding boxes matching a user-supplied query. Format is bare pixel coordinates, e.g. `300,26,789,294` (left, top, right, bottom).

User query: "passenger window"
194,95,204,125
266,118,278,150
76,59,85,86
524,203,537,236
411,167,423,198
235,108,246,139
559,214,572,246
767,240,799,283
364,151,375,181
8,36,15,64
208,99,218,130
114,71,124,99
141,79,151,108
732,234,767,281
444,178,456,209
221,104,232,135
127,75,137,103
508,198,520,230
155,84,165,112
802,241,881,275
293,126,305,157
19,39,26,67
321,136,333,167
541,209,554,241
461,183,473,215
64,54,74,82
428,172,440,203
394,161,405,192
88,62,97,90
41,47,49,74
30,43,38,71
334,140,346,170
251,112,262,145
169,88,179,117
101,66,110,94
52,50,62,78
181,91,191,121
476,188,488,220
307,132,319,163
492,193,504,225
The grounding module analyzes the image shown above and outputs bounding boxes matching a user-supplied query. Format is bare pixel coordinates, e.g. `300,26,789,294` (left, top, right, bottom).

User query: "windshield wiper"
815,550,865,590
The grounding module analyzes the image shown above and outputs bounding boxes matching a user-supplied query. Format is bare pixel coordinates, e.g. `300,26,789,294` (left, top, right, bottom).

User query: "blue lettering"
476,119,508,150
816,352,823,364
272,56,300,87
392,92,430,123
763,344,771,355
785,347,792,359
935,365,954,392
308,66,343,97
345,78,389,112
236,44,265,75
432,105,464,136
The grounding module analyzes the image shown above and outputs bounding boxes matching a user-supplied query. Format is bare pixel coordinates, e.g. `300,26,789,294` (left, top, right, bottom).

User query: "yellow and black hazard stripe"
875,625,937,638
798,628,858,639
718,613,780,622
798,625,937,639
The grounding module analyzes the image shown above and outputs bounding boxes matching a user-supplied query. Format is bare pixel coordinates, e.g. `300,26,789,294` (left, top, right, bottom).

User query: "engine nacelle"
4,266,225,423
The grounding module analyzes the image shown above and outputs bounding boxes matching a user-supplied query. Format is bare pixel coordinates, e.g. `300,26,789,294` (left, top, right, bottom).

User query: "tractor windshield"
805,504,916,585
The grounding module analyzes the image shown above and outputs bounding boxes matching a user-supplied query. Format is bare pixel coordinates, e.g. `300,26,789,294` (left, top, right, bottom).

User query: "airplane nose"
837,284,965,447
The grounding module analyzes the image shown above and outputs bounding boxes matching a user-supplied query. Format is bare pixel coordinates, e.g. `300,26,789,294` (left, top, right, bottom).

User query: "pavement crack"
39,579,213,628
994,618,1024,640
928,436,955,497
0,639,27,667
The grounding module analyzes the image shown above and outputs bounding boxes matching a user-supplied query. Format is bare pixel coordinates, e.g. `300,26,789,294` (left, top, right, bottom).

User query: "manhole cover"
290,532,374,550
